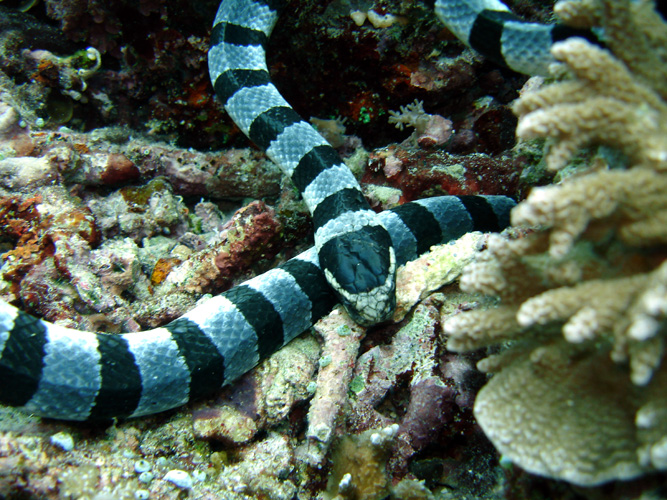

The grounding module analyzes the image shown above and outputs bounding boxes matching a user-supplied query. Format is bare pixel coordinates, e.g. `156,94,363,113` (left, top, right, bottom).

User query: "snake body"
435,0,599,75
0,0,587,421
209,0,397,327
0,197,513,420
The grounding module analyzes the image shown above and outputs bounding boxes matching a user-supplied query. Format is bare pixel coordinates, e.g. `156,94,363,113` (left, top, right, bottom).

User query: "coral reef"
5,0,651,498
191,334,321,444
444,0,667,488
513,38,667,171
363,143,525,203
0,97,304,332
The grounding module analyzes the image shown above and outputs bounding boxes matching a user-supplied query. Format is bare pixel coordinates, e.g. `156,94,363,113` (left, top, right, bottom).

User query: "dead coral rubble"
444,0,667,488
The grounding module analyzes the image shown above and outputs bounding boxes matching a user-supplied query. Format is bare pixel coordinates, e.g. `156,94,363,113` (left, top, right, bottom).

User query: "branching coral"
554,0,667,99
514,0,667,172
388,99,453,148
443,0,667,487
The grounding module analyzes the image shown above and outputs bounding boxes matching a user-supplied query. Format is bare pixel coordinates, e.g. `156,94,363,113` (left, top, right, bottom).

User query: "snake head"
320,226,396,326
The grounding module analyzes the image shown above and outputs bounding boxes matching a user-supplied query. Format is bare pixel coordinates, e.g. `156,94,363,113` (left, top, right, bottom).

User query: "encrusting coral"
443,0,667,488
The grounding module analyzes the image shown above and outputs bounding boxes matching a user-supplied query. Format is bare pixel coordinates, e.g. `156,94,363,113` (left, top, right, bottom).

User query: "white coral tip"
627,316,659,341
563,307,598,343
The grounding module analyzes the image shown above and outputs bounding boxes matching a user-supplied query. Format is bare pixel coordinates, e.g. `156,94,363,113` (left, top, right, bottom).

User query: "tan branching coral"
514,39,667,171
514,0,667,172
443,0,667,487
554,0,667,98
512,166,667,257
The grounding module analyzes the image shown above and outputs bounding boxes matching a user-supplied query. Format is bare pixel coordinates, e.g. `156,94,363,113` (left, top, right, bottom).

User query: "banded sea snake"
0,0,593,421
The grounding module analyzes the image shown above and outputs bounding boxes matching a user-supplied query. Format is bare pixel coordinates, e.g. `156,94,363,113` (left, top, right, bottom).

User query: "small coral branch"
388,99,453,147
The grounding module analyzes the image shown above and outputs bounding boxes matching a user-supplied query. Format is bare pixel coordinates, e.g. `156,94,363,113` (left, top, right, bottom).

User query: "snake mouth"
324,268,397,326
349,289,397,326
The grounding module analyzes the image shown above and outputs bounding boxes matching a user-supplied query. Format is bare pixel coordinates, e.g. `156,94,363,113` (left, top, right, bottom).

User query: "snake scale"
0,0,592,421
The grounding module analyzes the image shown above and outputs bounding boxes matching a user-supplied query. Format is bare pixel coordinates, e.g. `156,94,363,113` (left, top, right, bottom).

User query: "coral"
443,0,667,487
90,177,188,240
325,424,399,500
0,90,302,332
388,100,433,133
393,232,486,320
388,99,453,148
216,432,298,500
363,143,524,201
389,479,435,500
192,404,258,445
0,100,282,199
472,339,663,486
513,3,667,171
192,335,320,444
26,46,101,97
310,116,348,148
366,10,399,29
0,156,58,190
301,308,366,465
554,0,667,99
